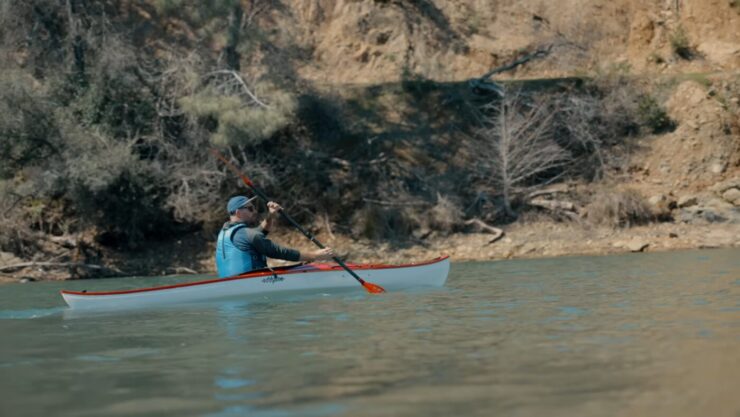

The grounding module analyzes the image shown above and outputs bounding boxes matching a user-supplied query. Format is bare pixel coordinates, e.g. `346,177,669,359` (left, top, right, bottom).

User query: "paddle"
211,149,386,294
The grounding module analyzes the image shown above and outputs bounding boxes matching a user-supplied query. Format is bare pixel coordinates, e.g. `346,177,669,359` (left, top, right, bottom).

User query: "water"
1,249,739,417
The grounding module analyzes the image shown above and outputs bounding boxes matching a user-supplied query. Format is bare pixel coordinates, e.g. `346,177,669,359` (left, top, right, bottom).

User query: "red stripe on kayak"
60,256,449,297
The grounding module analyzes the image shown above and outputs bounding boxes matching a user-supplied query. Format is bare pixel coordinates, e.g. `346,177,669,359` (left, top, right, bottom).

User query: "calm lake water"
1,249,739,417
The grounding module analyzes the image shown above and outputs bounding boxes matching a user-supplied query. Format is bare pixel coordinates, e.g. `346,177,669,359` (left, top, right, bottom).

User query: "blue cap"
227,195,258,213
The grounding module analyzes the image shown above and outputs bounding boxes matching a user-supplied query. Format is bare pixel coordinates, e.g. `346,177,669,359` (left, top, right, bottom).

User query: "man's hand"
260,201,282,231
266,201,282,216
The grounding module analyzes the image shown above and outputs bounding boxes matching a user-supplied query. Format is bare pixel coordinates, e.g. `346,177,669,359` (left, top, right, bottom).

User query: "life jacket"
215,223,267,278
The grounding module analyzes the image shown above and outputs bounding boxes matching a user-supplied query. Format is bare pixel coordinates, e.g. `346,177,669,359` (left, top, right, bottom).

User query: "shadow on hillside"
293,76,584,249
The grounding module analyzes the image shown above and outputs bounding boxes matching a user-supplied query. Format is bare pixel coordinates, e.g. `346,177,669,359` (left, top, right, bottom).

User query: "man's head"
227,195,259,222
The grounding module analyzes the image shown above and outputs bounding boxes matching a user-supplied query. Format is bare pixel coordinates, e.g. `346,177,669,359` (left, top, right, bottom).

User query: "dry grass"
584,188,653,228
427,194,461,234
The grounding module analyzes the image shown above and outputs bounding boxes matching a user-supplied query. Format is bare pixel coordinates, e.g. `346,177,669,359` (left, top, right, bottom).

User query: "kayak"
61,256,450,310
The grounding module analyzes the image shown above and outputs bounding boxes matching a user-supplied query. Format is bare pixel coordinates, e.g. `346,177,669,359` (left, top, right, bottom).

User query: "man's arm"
249,232,301,262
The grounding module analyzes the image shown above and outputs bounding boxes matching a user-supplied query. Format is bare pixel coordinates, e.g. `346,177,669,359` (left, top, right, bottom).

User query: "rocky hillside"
0,0,738,281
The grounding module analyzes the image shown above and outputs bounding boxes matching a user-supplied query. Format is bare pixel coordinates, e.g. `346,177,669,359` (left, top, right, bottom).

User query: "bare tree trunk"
66,0,86,81
224,3,243,71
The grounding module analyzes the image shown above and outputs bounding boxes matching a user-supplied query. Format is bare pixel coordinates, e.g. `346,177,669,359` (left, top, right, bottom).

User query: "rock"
669,232,678,238
697,41,740,69
709,161,727,175
648,194,675,218
721,188,740,206
709,177,740,194
678,197,739,224
701,208,728,223
613,240,649,252
677,195,699,208
648,194,666,206
626,240,649,252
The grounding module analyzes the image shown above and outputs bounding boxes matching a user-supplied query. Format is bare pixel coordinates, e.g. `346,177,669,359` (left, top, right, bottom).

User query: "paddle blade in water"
363,282,386,294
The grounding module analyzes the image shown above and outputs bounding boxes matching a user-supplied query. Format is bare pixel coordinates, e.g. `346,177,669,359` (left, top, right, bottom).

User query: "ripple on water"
0,307,65,319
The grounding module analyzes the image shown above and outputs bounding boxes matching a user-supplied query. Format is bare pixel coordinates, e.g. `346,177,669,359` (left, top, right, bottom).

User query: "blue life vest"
215,223,266,278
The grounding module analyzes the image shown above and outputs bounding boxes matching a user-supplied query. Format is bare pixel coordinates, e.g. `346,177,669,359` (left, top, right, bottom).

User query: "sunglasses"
239,205,256,212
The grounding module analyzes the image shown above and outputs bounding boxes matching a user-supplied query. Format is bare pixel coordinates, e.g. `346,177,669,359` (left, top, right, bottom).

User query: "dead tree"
476,88,569,217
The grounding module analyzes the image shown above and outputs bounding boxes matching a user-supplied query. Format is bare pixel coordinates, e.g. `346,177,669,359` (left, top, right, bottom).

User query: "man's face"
234,204,258,223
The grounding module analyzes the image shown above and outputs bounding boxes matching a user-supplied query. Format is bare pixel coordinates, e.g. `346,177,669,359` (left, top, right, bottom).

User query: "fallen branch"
49,235,78,248
166,266,198,275
526,184,569,200
528,198,581,222
464,218,505,244
362,198,430,207
203,69,269,108
529,198,576,212
478,45,553,81
469,45,553,95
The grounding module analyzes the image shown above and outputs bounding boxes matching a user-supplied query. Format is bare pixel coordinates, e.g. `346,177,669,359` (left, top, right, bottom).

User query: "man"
215,195,335,278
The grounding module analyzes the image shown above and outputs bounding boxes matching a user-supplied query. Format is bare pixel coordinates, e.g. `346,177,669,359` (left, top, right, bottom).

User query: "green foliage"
637,95,674,133
69,77,156,138
71,165,174,248
180,85,296,146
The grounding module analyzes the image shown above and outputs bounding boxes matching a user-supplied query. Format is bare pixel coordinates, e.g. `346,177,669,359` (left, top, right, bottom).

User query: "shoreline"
2,221,737,284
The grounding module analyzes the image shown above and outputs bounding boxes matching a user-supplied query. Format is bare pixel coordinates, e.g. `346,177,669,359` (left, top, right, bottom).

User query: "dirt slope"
274,0,740,83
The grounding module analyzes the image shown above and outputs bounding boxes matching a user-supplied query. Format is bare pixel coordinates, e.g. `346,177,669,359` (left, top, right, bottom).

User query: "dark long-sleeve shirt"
230,224,301,262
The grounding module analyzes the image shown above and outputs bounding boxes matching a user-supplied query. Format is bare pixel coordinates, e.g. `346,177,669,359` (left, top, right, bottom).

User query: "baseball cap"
227,195,258,214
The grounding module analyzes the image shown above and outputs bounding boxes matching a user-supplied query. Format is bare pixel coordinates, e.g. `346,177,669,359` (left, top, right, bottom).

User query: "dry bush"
475,88,570,217
426,193,462,235
584,188,653,228
554,77,643,180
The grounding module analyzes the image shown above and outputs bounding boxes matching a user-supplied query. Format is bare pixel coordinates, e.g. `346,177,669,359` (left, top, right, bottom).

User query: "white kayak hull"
61,256,450,310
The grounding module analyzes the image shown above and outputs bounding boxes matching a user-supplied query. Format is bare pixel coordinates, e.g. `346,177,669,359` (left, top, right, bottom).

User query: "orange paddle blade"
211,149,254,187
363,282,386,294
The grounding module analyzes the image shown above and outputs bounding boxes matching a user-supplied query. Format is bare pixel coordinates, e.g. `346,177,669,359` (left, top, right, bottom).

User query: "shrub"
584,188,653,228
637,95,674,133
180,82,296,146
670,26,693,60
731,0,740,13
427,194,462,234
0,74,62,179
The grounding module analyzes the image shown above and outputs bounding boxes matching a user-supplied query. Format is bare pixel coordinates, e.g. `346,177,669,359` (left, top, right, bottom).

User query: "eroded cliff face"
269,0,739,84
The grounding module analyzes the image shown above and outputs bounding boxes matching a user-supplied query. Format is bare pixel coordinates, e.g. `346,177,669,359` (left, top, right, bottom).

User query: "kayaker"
215,195,335,278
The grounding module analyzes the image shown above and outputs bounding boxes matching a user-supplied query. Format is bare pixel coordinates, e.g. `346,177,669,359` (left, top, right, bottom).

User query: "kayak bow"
61,256,450,310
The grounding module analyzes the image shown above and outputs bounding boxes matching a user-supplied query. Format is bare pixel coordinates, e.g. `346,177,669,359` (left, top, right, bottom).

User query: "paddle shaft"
211,149,383,292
